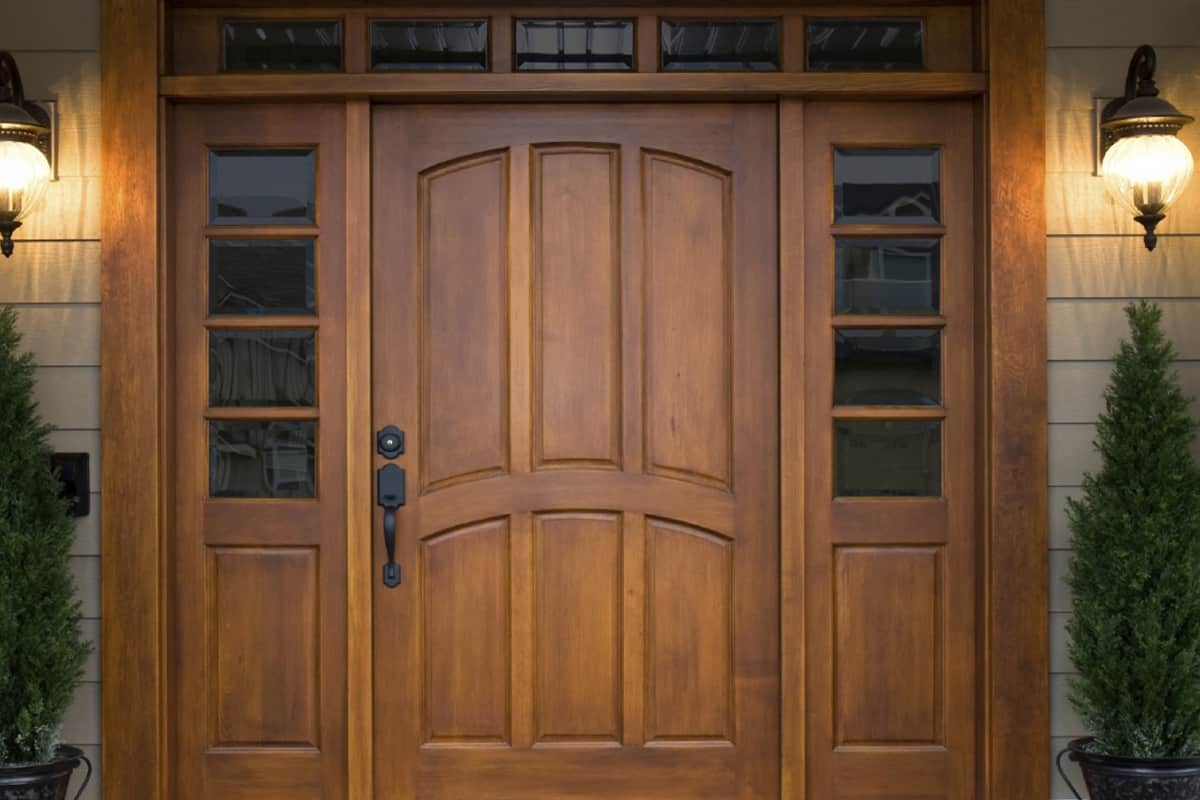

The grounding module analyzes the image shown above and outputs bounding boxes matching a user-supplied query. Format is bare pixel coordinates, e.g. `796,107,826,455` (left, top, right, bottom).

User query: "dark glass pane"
223,20,341,72
661,19,780,71
209,239,316,316
835,420,941,497
835,328,940,406
371,20,489,71
835,238,940,315
515,19,634,71
209,148,316,225
807,19,924,71
209,330,316,408
210,420,316,498
835,147,940,224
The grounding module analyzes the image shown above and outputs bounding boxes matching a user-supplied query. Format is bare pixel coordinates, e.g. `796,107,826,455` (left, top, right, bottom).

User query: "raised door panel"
532,145,622,471
422,519,511,744
645,519,734,743
533,513,622,743
834,547,943,746
419,152,511,492
210,547,320,748
643,152,733,491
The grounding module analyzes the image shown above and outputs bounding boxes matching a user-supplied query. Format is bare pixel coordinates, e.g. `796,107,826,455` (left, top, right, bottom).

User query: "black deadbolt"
377,426,405,459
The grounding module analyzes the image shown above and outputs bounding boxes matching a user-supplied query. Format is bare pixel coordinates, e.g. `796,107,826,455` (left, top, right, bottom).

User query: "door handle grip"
378,464,406,588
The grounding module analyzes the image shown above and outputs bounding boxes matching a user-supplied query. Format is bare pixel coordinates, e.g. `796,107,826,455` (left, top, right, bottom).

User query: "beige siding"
1046,3,1200,795
1,12,102,794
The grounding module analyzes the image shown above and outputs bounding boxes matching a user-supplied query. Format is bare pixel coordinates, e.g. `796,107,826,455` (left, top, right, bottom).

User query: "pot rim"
1068,737,1200,769
0,745,84,776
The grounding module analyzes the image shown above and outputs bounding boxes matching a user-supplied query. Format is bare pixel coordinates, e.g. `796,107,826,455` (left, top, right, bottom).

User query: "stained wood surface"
170,104,349,800
372,103,779,799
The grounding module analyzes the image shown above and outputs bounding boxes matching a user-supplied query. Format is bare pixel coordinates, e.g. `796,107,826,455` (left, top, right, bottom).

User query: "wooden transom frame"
99,1,1047,799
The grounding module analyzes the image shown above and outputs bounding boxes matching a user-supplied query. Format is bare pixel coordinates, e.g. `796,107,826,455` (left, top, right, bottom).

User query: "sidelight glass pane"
834,147,940,224
834,328,940,406
515,19,635,71
210,420,316,498
806,19,924,72
371,20,489,71
209,239,316,316
209,148,316,225
223,20,342,72
835,420,941,497
209,330,316,408
835,238,940,315
661,19,780,71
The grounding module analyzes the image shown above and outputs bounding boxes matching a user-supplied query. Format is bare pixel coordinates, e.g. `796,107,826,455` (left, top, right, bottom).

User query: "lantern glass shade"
0,139,52,227
1101,133,1195,219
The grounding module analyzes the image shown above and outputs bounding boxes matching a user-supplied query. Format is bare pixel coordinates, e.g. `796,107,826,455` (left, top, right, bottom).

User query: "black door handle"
378,464,406,588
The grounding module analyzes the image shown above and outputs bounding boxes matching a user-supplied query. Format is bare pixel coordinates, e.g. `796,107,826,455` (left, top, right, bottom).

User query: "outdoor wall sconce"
0,51,53,259
1099,45,1195,252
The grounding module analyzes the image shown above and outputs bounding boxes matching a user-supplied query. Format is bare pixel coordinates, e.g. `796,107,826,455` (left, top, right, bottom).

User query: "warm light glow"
1102,133,1195,217
0,140,51,223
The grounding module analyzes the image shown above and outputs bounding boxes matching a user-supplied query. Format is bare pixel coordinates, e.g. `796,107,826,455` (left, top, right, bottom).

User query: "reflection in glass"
210,420,316,498
515,19,635,71
835,238,939,315
834,147,940,224
371,20,489,71
835,328,940,406
209,239,316,316
661,20,780,71
223,20,342,72
209,330,316,407
806,19,924,72
209,149,316,225
835,420,941,497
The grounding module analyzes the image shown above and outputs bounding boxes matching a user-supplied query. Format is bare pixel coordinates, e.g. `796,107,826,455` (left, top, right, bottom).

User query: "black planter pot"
0,746,91,800
1058,737,1200,800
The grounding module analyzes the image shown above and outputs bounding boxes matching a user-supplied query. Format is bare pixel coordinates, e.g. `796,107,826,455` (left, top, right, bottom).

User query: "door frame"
99,2,1047,799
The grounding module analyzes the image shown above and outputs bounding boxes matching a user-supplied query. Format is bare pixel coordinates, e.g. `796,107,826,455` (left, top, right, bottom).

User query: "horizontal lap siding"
0,14,102,800
1046,2,1200,796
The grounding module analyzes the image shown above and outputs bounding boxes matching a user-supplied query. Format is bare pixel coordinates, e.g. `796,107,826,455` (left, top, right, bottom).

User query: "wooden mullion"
830,223,946,238
204,225,321,238
205,407,321,420
831,314,945,328
831,406,946,421
205,316,321,329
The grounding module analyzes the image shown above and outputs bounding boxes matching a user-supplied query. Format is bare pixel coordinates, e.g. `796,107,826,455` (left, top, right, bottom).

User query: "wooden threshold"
160,71,987,100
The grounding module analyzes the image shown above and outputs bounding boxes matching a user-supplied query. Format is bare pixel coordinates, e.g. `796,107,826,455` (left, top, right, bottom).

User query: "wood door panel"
533,512,623,743
645,519,734,743
643,151,733,491
803,101,976,800
171,104,348,800
531,145,623,471
209,547,320,748
421,519,511,744
834,546,943,746
418,151,511,492
374,104,778,799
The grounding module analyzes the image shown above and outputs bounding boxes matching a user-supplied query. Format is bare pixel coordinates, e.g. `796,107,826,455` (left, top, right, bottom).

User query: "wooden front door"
370,104,780,799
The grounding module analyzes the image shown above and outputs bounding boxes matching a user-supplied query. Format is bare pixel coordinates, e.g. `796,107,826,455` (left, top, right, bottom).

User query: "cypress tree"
1067,301,1200,758
0,306,90,765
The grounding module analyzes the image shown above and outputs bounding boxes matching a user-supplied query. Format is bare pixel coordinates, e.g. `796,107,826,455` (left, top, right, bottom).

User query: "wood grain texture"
100,12,161,800
344,97,373,800
779,97,805,800
372,103,778,799
161,71,986,100
985,2,1049,799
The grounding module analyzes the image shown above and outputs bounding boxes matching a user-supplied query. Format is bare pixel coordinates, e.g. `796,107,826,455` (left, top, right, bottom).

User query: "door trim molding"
100,3,1048,799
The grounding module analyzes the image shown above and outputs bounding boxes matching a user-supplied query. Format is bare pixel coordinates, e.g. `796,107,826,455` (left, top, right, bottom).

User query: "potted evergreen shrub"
0,307,92,799
1058,302,1200,799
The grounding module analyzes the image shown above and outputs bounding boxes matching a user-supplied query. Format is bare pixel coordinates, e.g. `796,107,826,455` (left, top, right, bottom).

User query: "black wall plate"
50,452,90,518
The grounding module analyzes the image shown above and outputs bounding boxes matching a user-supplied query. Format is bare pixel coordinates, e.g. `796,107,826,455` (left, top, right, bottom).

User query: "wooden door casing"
802,101,978,800
371,104,780,799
